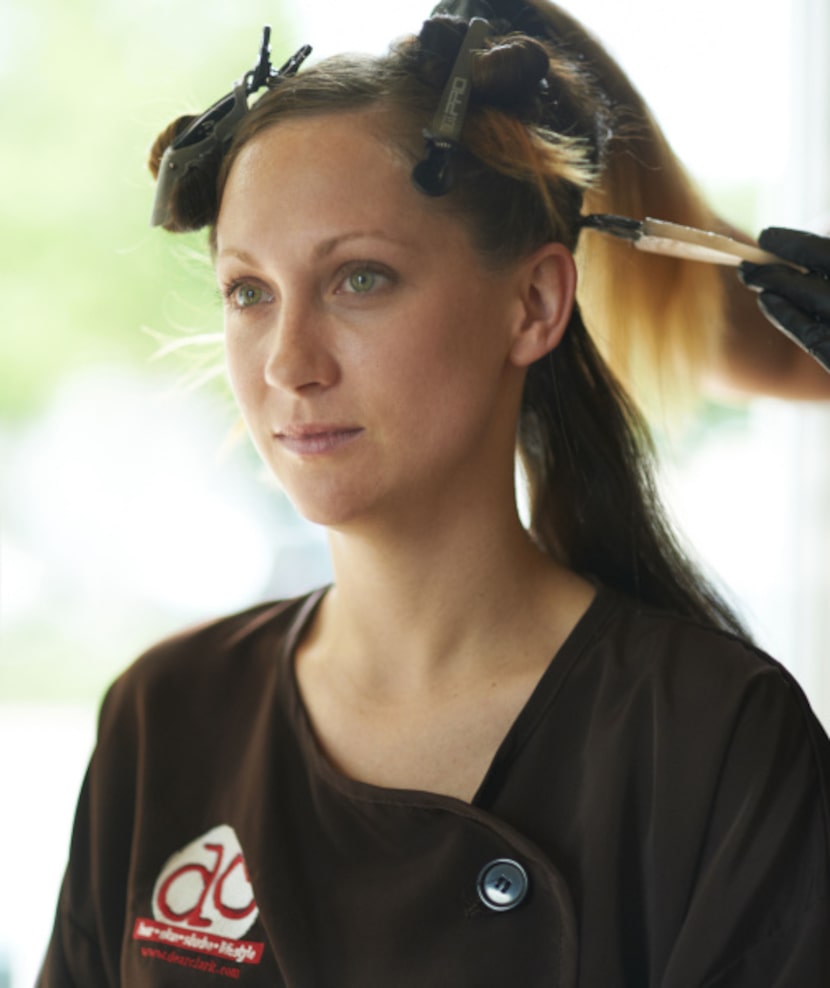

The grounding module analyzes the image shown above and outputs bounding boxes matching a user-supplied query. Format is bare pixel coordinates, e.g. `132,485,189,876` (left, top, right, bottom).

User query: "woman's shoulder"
598,585,788,679
97,589,325,732
592,587,827,748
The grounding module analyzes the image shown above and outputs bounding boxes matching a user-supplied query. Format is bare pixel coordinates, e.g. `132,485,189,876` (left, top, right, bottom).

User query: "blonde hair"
576,84,725,415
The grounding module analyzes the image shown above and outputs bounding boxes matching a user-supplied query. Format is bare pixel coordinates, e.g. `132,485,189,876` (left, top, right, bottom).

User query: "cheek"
373,311,511,441
224,333,263,417
398,293,512,392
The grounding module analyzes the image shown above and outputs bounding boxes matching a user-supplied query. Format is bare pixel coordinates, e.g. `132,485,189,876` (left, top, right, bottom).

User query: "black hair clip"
430,0,496,18
432,0,548,50
412,17,492,197
151,27,312,228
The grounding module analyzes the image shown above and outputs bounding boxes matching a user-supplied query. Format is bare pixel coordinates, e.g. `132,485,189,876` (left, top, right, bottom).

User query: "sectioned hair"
148,3,746,635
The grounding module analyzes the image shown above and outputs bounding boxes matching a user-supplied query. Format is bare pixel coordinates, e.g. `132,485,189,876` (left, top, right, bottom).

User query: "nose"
263,298,339,393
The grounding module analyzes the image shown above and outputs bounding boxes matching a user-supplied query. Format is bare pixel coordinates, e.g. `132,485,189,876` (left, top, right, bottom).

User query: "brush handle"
638,219,790,268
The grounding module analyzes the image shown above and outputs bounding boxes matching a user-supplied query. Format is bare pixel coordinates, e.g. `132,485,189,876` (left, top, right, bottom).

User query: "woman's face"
214,110,538,531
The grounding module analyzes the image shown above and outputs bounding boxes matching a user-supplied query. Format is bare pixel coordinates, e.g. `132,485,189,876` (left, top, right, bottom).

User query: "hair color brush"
582,214,804,270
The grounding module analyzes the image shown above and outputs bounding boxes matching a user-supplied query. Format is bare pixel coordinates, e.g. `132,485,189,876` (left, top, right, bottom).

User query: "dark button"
477,858,529,912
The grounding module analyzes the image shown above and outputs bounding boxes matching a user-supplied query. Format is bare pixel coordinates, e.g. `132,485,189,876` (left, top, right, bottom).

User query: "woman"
39,5,830,986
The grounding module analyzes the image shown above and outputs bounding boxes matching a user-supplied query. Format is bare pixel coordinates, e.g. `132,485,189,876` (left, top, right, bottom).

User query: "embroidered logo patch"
133,824,264,976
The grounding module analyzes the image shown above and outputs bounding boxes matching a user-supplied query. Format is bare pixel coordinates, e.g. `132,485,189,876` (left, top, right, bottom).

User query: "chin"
282,481,386,531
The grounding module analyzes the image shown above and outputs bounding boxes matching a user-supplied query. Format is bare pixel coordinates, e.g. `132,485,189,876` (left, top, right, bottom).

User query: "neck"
307,488,588,695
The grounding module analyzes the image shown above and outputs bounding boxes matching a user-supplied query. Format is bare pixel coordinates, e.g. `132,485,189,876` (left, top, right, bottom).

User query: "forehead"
215,110,461,251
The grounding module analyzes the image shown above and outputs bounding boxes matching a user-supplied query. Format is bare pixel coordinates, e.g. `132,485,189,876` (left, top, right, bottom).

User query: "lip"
274,424,364,456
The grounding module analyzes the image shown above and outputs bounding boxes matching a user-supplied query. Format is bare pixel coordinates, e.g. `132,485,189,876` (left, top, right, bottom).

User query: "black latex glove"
740,227,830,373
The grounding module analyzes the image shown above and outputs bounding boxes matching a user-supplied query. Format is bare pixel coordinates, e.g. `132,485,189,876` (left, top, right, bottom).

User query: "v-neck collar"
277,583,617,810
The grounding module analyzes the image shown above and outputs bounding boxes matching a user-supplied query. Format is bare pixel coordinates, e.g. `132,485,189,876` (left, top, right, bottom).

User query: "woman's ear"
508,243,576,368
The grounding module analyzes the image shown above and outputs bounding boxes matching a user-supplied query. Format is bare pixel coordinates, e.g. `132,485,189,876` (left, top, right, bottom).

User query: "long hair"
495,0,727,412
149,7,746,636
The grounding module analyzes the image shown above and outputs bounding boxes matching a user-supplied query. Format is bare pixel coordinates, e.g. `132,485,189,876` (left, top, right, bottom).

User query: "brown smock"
38,586,830,986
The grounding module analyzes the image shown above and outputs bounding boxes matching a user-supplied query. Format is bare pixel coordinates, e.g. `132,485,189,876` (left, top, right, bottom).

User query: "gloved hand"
740,227,830,373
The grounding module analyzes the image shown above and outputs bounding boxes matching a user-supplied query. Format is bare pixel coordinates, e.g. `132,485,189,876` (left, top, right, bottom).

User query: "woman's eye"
337,265,393,296
346,270,377,294
225,282,268,309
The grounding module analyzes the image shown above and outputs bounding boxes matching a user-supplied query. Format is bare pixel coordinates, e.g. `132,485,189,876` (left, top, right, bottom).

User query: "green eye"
234,284,263,308
347,270,377,294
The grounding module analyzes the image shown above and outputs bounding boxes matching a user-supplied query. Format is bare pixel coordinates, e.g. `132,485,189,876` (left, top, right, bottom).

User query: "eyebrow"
216,230,413,266
216,246,258,266
314,230,413,258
